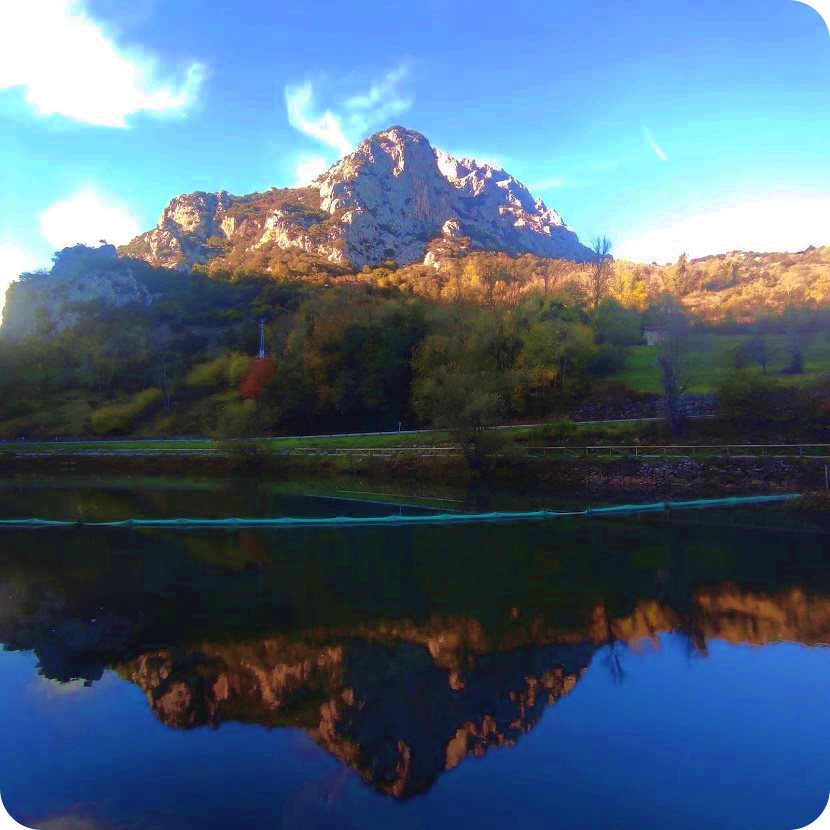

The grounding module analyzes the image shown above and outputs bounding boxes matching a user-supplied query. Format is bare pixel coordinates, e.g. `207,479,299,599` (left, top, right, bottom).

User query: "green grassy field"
0,424,656,455
0,431,456,454
610,334,830,394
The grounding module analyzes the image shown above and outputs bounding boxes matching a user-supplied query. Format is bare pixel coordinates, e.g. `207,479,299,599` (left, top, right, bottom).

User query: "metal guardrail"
273,446,457,457
526,444,830,459
7,443,830,461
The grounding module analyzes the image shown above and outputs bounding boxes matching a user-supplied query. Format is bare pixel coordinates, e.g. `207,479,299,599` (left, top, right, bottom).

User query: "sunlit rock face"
120,191,233,269
119,126,593,271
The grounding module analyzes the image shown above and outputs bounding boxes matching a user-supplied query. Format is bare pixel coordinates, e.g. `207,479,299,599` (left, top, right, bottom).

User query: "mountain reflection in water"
1,513,828,803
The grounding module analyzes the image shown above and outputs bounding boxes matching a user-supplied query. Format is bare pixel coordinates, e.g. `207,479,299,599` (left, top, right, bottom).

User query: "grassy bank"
610,333,830,393
3,415,828,458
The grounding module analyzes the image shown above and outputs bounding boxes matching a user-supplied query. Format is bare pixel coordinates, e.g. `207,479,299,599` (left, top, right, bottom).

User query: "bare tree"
589,236,613,310
736,336,773,375
541,258,566,295
657,320,692,436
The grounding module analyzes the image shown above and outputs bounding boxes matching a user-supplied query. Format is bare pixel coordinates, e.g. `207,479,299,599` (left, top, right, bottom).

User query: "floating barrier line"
0,494,802,530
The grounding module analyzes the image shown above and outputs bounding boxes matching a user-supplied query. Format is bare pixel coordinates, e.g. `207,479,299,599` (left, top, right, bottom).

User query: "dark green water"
0,477,828,829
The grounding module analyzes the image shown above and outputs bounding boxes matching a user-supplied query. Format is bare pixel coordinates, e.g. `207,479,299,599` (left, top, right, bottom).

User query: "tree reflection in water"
1,513,828,798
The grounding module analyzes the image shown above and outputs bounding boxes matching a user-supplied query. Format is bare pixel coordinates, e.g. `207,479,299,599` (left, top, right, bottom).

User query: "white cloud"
293,155,330,186
39,189,141,249
643,127,667,162
284,65,412,156
616,194,830,263
0,0,205,127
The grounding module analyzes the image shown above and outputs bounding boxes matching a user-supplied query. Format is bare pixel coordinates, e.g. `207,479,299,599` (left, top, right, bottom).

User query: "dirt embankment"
2,451,822,498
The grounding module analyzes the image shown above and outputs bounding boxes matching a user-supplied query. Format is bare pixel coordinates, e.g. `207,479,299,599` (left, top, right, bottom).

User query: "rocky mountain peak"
119,126,593,272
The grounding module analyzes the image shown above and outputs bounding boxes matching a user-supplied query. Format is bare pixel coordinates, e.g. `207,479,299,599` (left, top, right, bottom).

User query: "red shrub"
239,358,276,401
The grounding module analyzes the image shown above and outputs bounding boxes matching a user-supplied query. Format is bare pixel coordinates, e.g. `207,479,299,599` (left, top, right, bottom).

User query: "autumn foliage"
239,358,276,401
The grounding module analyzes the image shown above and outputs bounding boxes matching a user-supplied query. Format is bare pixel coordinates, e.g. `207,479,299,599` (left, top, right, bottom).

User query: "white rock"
121,127,593,270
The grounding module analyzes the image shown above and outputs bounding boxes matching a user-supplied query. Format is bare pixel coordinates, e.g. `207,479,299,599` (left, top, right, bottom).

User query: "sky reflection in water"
0,480,828,830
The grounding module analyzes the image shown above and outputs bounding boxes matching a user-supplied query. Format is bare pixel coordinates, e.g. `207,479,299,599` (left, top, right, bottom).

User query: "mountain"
119,126,593,271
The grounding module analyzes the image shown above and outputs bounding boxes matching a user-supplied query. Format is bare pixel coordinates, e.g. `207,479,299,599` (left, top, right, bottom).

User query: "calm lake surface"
1,477,829,829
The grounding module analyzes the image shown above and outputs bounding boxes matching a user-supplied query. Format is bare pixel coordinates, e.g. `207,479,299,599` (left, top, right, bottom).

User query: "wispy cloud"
445,149,507,171
529,175,567,192
284,65,412,156
643,126,667,162
343,65,411,128
293,155,330,186
0,0,206,127
616,194,830,263
285,82,352,155
39,188,141,249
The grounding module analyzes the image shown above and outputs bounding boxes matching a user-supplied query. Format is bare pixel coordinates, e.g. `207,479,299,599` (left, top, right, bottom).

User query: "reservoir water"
0,477,828,829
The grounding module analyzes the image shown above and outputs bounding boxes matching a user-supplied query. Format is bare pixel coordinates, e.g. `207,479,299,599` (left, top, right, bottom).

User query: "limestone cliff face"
1,244,155,338
127,191,233,268
119,126,593,271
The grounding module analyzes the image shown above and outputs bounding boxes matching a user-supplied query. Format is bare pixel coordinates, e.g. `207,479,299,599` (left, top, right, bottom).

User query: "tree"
589,236,613,310
593,298,643,346
670,253,689,295
656,320,692,435
411,333,508,473
541,259,566,295
716,370,787,429
784,331,805,375
735,337,773,375
412,365,507,473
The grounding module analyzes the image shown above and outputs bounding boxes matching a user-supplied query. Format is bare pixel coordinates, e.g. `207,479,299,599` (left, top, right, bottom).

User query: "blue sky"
1,0,829,299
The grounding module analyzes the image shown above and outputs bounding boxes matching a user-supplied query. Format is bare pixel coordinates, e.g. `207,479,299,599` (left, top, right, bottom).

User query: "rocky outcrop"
2,244,156,338
121,192,233,268
119,126,593,271
571,392,719,422
542,457,824,497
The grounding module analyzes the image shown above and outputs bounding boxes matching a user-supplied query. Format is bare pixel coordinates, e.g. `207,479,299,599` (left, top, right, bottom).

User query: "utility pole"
258,318,266,360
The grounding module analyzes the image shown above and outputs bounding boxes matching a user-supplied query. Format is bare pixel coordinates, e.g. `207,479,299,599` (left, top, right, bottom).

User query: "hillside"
668,246,830,321
363,244,830,324
1,124,828,444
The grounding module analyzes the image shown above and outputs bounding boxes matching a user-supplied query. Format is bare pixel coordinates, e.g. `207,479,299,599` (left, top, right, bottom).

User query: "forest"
1,243,829,445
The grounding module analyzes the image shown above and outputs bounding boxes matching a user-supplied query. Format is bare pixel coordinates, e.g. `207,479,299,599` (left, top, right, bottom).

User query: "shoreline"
2,451,825,500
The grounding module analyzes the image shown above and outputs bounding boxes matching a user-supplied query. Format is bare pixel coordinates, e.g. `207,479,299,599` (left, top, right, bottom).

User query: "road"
0,415,716,448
